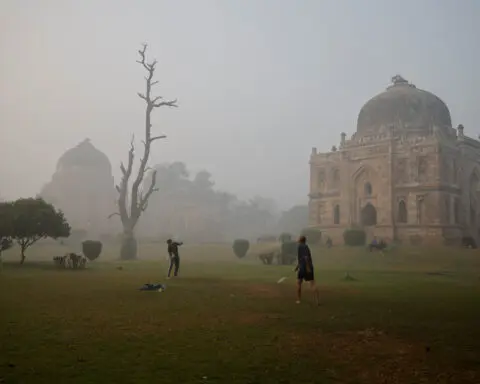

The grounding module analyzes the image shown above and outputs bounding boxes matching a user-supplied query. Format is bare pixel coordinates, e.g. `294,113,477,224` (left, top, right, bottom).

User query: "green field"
1,243,480,383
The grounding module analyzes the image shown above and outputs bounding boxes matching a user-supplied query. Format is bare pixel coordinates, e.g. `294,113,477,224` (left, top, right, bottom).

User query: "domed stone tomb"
309,75,480,245
40,139,118,235
356,75,452,136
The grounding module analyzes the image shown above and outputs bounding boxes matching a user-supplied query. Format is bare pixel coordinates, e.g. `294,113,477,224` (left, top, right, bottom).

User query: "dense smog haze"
1,0,478,242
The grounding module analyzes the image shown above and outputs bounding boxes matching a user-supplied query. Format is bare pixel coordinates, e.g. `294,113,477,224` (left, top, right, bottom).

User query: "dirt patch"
284,329,479,384
241,283,283,298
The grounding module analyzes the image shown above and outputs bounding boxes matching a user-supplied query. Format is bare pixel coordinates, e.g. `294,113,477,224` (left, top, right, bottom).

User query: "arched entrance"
397,200,407,223
361,203,377,226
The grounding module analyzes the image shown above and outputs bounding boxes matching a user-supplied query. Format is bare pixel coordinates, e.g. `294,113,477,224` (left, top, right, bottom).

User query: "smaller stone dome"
356,75,452,135
57,139,112,174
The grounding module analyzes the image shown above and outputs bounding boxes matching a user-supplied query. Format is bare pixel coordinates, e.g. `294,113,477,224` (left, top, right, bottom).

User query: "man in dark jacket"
166,239,183,278
294,235,319,305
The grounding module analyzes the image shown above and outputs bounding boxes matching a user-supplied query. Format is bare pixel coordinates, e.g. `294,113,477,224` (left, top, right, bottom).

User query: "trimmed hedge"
278,233,292,243
343,228,366,246
300,228,322,244
233,239,250,258
82,240,103,261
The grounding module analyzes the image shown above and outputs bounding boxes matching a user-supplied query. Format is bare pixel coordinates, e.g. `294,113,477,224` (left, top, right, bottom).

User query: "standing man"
166,239,183,278
294,235,320,305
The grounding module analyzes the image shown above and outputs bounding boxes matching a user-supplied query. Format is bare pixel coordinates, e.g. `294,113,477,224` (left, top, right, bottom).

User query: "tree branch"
139,169,159,212
108,212,120,219
117,136,135,225
151,135,167,142
153,99,178,108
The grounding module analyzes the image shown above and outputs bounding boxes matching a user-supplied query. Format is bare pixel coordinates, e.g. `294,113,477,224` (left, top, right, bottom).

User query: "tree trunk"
120,229,137,260
20,249,26,264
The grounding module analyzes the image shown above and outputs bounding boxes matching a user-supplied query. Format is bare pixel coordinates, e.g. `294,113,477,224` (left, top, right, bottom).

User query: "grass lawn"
1,243,480,383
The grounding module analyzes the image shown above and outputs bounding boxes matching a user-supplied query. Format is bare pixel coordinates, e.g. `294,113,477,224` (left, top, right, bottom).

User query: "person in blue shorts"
294,235,320,305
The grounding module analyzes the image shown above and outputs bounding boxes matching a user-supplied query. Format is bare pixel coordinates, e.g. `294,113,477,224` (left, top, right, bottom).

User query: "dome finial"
391,75,408,85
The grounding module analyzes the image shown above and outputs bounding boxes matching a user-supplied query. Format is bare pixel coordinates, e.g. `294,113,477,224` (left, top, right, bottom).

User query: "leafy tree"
111,44,178,260
11,198,71,264
0,201,14,269
277,205,309,235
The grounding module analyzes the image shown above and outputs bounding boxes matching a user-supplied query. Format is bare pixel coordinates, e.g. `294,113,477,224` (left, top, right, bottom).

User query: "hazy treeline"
131,161,308,243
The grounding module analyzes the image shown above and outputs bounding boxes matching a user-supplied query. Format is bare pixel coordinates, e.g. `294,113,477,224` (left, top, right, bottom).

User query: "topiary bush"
279,240,297,265
343,228,366,246
300,228,322,244
278,232,292,243
82,240,103,261
233,239,250,258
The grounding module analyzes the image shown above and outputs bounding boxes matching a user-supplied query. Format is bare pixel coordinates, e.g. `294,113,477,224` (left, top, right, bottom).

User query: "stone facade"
309,75,480,245
40,139,119,235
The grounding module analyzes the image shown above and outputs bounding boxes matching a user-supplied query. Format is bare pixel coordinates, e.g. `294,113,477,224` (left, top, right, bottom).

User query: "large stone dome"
356,75,452,135
57,139,112,174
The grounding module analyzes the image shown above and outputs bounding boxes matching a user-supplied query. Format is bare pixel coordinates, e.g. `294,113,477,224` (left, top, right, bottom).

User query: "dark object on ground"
344,272,357,281
53,253,87,269
343,228,366,246
139,283,165,291
300,228,322,244
82,240,103,261
233,239,250,258
461,236,477,249
278,241,297,265
259,251,275,265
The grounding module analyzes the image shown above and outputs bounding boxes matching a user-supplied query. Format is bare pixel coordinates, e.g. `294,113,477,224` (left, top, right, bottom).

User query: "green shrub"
279,240,297,265
81,240,103,261
233,239,250,258
343,228,366,246
300,228,322,244
278,233,292,243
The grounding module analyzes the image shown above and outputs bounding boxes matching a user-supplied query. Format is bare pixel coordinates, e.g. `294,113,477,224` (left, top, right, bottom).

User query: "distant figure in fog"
166,239,183,278
294,236,320,305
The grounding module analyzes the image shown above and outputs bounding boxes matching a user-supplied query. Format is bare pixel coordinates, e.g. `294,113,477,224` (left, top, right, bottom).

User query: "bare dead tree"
113,44,177,260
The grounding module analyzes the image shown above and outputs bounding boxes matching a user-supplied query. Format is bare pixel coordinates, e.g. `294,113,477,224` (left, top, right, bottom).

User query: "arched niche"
361,203,377,226
333,204,340,224
397,200,407,223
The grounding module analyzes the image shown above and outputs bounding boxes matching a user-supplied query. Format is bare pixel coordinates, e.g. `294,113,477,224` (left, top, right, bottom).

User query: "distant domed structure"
40,139,118,235
356,75,452,135
309,75,480,246
56,138,112,175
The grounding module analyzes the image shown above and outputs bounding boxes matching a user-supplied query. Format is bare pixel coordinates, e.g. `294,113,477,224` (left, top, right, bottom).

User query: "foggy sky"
1,0,479,209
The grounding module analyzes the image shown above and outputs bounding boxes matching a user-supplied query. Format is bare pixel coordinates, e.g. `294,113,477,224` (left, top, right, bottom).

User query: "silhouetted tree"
277,205,309,236
11,198,70,264
112,44,178,260
0,202,14,269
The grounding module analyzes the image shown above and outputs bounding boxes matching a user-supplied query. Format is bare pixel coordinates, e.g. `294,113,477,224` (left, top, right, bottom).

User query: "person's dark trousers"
168,256,180,277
